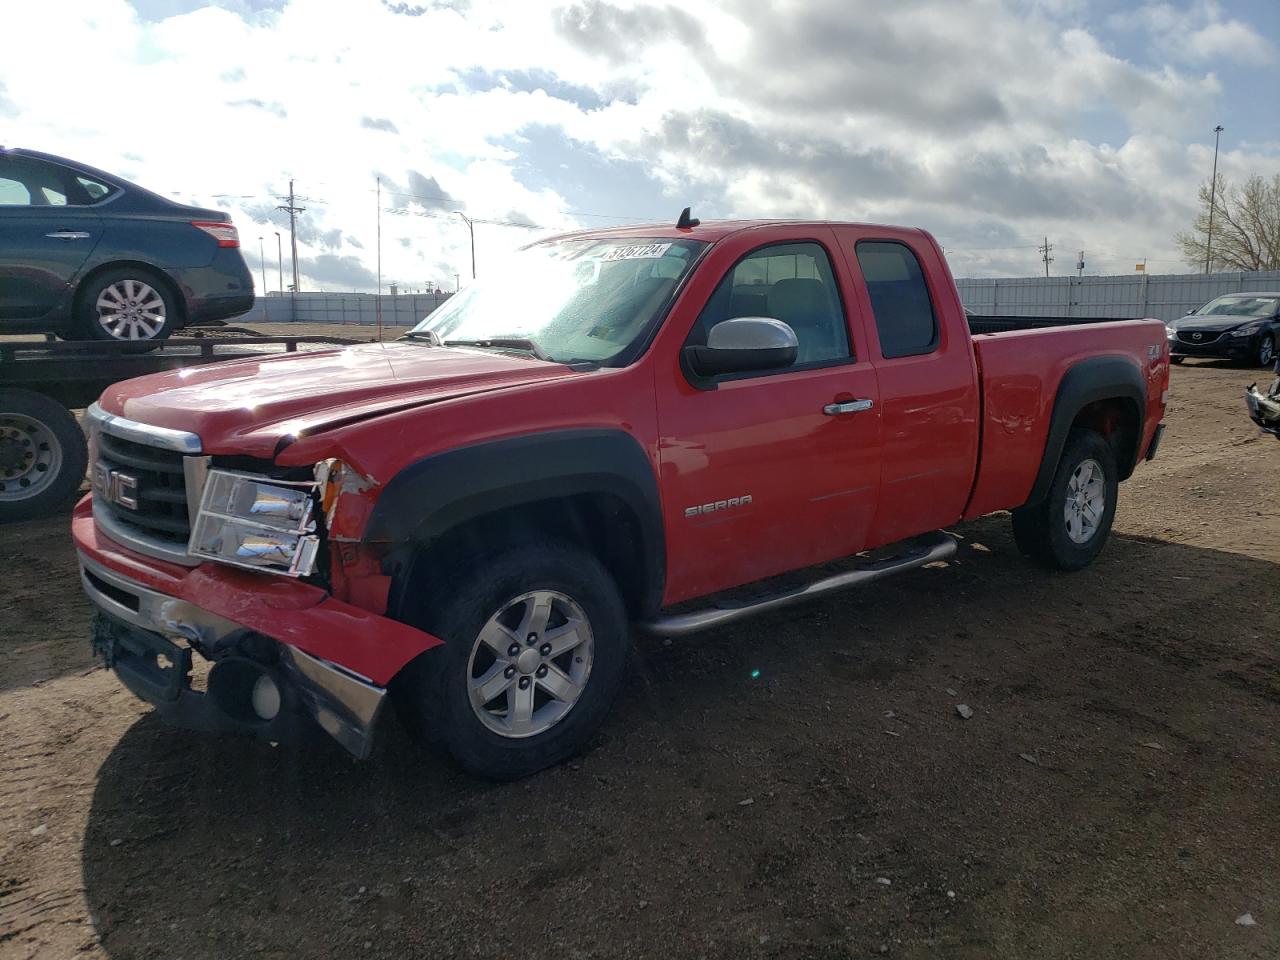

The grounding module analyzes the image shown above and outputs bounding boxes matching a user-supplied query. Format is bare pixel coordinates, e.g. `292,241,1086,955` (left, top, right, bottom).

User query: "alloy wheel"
95,279,167,340
1063,457,1105,545
466,590,594,738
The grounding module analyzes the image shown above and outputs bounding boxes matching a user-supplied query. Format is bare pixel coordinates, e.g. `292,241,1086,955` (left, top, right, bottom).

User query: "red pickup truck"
73,217,1169,778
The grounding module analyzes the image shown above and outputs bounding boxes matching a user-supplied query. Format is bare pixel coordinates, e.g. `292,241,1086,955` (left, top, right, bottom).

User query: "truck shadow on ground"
79,517,1280,959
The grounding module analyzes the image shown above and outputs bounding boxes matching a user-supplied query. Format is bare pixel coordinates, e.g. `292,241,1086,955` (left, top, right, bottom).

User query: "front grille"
1177,330,1223,345
95,432,192,547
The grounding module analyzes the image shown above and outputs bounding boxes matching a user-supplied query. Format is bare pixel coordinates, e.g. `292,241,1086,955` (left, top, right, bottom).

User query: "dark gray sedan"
1167,293,1280,367
0,147,254,341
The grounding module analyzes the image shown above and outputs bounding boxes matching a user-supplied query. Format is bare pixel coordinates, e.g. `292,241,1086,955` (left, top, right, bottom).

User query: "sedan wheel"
94,278,168,340
1258,335,1275,368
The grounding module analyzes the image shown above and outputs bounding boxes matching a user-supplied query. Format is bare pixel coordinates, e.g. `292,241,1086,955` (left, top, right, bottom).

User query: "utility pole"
456,211,475,279
276,179,306,293
1076,251,1084,278
258,236,267,295
1039,236,1054,277
376,176,383,342
274,232,283,293
1205,124,1224,274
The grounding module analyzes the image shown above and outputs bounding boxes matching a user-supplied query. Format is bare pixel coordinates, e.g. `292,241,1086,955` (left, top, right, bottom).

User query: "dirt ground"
2,352,1278,960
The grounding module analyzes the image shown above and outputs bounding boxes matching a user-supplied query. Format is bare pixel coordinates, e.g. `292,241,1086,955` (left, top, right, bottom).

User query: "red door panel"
652,227,883,605
832,228,981,547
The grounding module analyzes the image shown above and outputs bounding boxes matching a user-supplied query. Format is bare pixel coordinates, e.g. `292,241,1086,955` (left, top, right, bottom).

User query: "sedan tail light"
191,220,240,247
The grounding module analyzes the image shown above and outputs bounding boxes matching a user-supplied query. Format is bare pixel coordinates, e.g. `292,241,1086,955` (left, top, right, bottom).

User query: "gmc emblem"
93,464,139,510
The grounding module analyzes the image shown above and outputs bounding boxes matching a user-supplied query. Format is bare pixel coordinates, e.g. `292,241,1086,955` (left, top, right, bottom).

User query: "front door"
0,154,103,322
655,229,882,604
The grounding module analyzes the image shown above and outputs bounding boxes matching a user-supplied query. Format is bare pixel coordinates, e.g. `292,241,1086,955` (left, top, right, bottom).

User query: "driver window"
690,242,851,365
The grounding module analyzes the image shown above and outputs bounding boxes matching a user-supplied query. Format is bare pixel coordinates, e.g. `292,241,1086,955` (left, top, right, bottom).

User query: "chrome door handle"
823,398,875,416
46,231,91,240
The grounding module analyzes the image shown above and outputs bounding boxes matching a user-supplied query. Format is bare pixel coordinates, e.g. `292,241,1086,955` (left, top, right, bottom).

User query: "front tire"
1257,334,1275,369
77,268,179,341
1170,355,1185,365
1011,428,1118,571
393,541,630,779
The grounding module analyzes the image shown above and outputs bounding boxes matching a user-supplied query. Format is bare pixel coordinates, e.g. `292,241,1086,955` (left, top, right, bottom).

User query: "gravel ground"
1,355,1278,960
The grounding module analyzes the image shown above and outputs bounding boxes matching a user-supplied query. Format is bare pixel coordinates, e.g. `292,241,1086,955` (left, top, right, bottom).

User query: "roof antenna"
676,206,700,229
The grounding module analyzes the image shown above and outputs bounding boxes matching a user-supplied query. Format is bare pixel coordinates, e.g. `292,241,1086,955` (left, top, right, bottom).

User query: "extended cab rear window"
855,241,938,359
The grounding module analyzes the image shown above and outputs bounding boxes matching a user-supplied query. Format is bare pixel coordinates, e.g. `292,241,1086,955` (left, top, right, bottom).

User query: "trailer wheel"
0,390,88,522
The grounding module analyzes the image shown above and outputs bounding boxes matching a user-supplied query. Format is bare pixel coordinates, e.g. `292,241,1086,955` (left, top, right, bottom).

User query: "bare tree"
1176,174,1280,272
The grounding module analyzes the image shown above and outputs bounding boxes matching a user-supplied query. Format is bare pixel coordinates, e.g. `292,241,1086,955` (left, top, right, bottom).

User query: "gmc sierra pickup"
73,216,1169,778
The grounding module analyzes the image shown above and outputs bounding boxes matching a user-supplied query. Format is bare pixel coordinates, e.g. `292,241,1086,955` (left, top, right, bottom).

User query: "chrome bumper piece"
78,553,386,758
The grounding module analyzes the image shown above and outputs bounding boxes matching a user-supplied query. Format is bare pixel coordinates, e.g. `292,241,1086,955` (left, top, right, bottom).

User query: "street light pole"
1205,124,1224,274
258,237,267,297
274,232,283,293
456,212,475,279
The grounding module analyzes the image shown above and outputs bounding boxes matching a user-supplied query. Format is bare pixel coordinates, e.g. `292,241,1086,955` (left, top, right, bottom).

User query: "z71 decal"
685,495,752,518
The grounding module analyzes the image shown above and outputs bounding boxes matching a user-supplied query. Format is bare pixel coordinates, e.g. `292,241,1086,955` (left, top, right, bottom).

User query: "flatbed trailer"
1,331,359,521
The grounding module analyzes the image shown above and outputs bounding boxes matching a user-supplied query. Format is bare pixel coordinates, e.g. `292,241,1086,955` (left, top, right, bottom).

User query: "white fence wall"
955,271,1280,322
236,291,453,326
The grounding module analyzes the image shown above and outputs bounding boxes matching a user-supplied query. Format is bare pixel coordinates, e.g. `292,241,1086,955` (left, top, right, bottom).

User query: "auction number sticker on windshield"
601,242,672,262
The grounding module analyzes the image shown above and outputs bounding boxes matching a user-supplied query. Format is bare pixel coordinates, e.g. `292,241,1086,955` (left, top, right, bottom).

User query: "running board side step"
639,531,957,638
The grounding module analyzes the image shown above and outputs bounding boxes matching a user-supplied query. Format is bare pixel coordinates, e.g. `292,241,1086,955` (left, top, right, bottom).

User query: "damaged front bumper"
82,553,386,758
72,496,442,758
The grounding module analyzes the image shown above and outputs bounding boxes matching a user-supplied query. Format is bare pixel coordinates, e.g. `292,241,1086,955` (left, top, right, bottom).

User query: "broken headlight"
188,469,322,577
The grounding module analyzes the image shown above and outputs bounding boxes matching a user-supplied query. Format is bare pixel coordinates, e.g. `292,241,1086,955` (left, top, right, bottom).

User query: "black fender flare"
364,428,665,616
1023,356,1146,508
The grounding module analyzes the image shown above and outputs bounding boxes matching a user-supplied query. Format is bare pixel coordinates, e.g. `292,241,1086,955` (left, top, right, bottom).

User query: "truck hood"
100,342,577,456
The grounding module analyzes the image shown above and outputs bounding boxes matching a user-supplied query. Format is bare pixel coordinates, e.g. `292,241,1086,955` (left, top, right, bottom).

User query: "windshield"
411,237,707,364
1197,295,1279,318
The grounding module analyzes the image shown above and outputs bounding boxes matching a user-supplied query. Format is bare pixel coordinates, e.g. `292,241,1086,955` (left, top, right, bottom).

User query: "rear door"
833,229,981,547
654,226,883,604
0,155,104,322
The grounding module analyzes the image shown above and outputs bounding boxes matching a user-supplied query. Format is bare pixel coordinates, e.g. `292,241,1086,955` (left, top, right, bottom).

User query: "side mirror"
684,317,798,378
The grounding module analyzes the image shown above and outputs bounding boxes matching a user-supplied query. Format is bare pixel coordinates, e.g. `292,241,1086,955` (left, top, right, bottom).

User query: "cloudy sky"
3,0,1278,290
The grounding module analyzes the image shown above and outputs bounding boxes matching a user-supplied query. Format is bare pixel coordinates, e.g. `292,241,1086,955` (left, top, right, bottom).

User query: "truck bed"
962,317,1167,520
965,314,1140,335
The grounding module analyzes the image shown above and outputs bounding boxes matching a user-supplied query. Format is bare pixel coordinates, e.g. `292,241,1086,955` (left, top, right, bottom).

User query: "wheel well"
388,492,654,623
74,261,187,327
1070,397,1141,479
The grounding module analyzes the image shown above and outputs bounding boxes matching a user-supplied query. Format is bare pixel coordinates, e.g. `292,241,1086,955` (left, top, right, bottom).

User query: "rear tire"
1011,428,1118,571
393,540,630,780
0,389,87,522
77,267,179,342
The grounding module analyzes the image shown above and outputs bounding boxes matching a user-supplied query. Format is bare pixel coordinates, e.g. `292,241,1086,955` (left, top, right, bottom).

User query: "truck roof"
540,219,930,245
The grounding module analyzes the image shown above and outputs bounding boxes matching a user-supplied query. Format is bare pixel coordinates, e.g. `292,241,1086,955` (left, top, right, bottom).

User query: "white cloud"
0,0,1277,287
1110,1,1275,66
